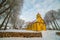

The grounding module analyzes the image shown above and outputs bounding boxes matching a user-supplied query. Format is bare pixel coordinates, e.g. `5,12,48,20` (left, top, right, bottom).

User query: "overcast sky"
20,0,60,22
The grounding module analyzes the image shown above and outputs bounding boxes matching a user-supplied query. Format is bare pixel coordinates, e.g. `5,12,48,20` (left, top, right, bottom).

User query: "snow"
0,29,41,33
42,30,60,40
0,30,60,40
0,37,42,40
0,29,59,32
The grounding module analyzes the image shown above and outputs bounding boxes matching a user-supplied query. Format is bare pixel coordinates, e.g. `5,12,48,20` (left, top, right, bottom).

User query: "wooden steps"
0,32,42,38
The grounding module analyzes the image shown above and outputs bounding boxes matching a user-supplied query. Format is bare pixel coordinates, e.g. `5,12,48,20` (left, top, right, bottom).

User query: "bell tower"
36,13,43,22
36,13,46,31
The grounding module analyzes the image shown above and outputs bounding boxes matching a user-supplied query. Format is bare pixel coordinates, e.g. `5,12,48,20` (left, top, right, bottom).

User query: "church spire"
36,13,41,18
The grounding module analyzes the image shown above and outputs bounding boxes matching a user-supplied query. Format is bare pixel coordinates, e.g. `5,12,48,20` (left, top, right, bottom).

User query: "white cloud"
43,0,54,4
31,0,36,4
20,15,26,20
20,15,33,22
35,3,40,8
21,0,60,22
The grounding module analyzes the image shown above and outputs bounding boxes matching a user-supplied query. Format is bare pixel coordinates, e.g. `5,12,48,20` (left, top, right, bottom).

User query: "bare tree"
4,10,12,30
0,0,23,30
0,9,11,29
44,10,60,30
10,0,23,29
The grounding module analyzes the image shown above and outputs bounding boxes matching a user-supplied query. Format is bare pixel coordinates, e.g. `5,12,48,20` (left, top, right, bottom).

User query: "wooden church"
26,13,46,31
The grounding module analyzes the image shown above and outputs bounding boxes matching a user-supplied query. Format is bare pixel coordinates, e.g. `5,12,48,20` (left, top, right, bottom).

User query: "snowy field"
0,30,60,40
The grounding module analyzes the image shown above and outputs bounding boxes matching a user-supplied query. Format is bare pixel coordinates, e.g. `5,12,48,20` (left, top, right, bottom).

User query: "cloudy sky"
20,0,60,22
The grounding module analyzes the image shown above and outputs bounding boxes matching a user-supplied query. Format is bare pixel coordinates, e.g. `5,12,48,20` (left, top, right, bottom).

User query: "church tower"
35,13,46,31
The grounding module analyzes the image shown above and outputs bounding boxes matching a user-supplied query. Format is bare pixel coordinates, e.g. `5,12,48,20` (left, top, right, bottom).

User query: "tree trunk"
0,9,11,29
13,24,16,29
53,21,58,30
55,20,60,30
4,12,12,30
0,6,10,15
0,0,6,8
49,21,55,30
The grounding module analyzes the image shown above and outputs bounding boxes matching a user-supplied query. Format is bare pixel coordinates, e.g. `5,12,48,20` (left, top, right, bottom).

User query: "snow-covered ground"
0,30,60,40
42,30,60,40
0,29,41,33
